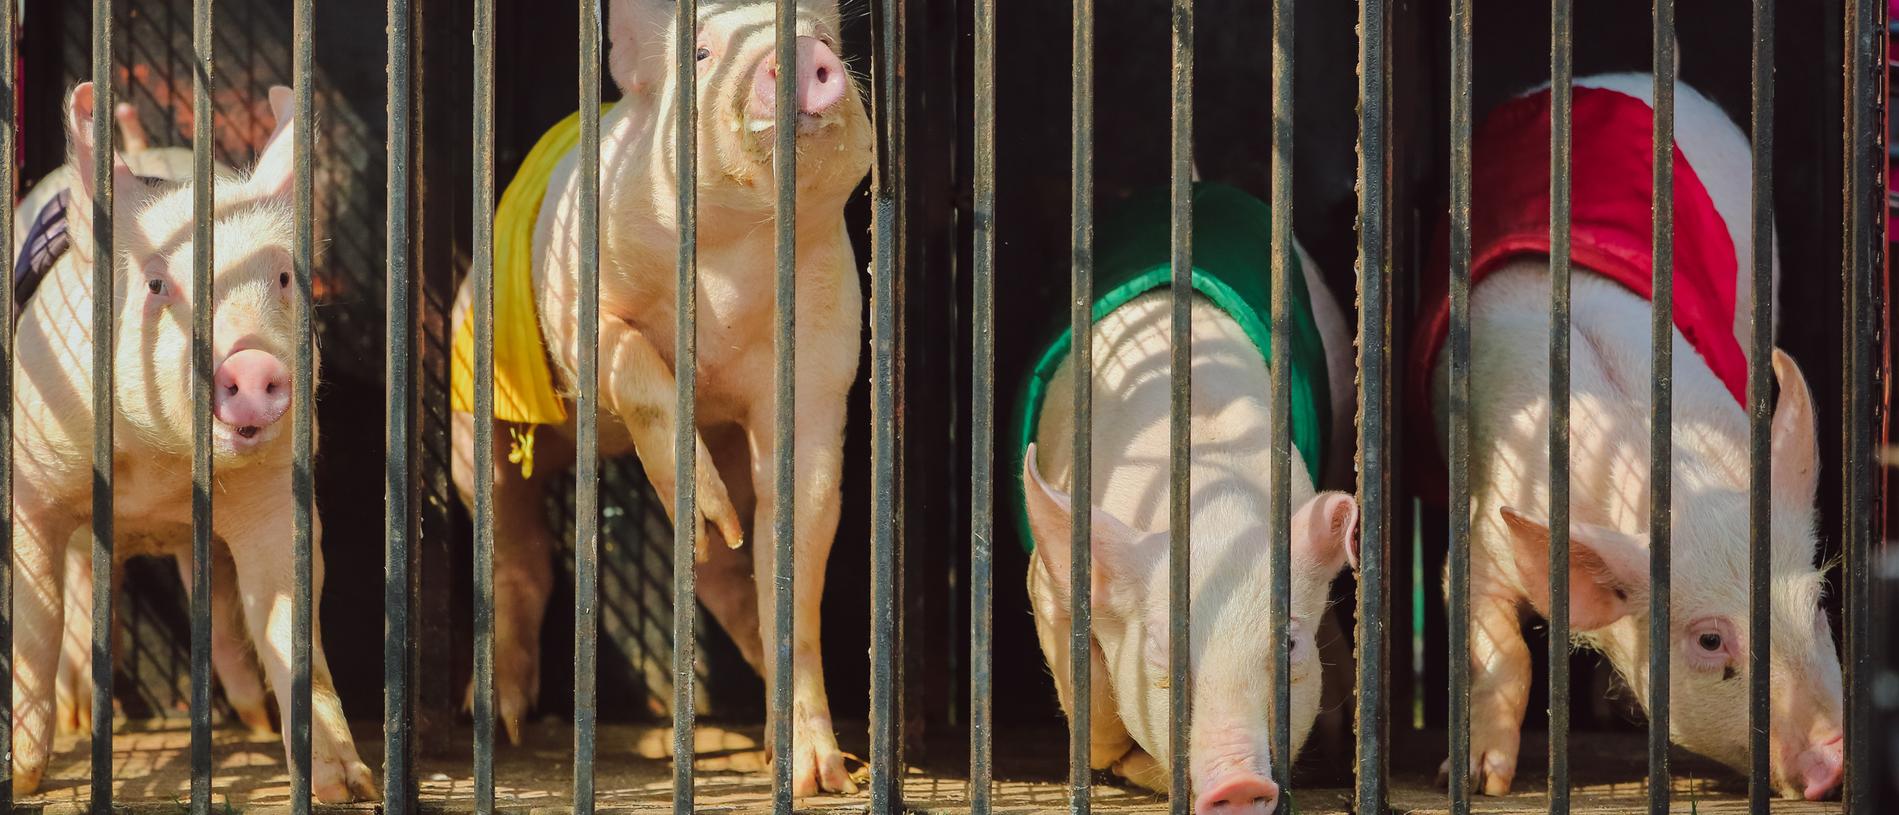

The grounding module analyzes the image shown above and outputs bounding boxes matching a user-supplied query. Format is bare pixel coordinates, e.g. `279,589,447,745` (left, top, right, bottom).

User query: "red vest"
1411,86,1747,500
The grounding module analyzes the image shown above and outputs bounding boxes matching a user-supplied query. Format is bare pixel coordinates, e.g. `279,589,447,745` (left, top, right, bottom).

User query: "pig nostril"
226,384,238,396
816,66,830,83
266,383,276,394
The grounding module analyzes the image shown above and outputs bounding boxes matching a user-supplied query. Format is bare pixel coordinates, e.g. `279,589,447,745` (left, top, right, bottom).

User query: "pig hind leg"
692,423,766,674
451,408,572,747
11,498,81,796
176,540,276,734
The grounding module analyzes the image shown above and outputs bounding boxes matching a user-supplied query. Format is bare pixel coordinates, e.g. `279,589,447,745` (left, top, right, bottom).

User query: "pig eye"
146,278,167,296
695,46,710,61
1697,632,1723,652
279,272,290,289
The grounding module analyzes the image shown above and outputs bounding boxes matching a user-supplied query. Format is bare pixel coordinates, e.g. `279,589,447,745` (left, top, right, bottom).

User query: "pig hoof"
462,662,538,747
1435,750,1517,796
14,763,44,797
694,442,745,552
775,721,858,797
313,756,379,803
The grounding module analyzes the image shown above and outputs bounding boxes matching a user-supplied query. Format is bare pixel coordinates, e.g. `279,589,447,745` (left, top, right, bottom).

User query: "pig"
26,105,274,742
447,0,873,796
1420,73,1843,799
1018,191,1359,814
9,83,376,803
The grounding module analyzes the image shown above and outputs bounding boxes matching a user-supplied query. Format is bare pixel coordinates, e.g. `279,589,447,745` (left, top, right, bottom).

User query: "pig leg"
692,424,765,673
175,541,275,735
219,498,377,803
450,410,574,746
11,497,80,796
1438,589,1531,795
1027,564,1139,773
55,529,92,737
597,323,745,557
744,389,857,797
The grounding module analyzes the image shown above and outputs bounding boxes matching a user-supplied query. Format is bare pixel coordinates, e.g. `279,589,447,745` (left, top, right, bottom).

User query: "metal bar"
669,0,700,808
0,0,14,803
771,0,797,809
969,0,996,805
290,1,317,812
1167,0,1193,809
1447,0,1473,810
870,0,906,806
1745,1,1775,812
471,0,498,809
88,3,115,812
190,0,217,811
384,0,417,810
1354,0,1390,809
1267,0,1295,798
1067,0,1095,807
1843,0,1885,808
574,0,604,812
1547,2,1573,813
1647,5,1675,812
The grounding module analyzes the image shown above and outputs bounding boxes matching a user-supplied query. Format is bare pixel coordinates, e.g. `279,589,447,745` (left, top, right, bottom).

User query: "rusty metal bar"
574,1,604,813
290,2,318,813
1547,2,1573,812
384,0,418,811
1167,0,1193,808
1647,6,1676,812
969,0,997,806
669,0,700,808
1355,0,1391,809
771,0,798,808
1447,0,1473,811
190,0,217,811
88,3,116,811
1745,1,1776,813
1267,0,1296,798
471,0,498,809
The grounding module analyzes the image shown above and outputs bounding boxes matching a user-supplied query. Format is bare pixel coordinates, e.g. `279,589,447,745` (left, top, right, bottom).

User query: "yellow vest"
450,104,614,478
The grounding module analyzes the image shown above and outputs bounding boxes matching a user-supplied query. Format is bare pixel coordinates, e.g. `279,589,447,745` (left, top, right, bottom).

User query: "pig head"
1494,351,1842,800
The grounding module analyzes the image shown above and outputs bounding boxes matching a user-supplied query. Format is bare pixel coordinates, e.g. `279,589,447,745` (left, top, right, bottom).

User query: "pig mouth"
236,426,260,439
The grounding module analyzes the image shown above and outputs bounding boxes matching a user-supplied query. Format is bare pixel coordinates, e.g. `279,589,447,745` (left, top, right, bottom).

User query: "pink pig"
1425,73,1843,800
8,84,375,803
448,0,873,797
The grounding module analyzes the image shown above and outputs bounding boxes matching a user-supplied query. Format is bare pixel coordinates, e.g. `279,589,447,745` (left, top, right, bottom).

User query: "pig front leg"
744,379,858,798
218,494,377,803
450,409,575,746
1438,589,1531,795
11,494,81,796
599,322,746,558
55,528,96,738
1027,564,1140,774
176,541,275,735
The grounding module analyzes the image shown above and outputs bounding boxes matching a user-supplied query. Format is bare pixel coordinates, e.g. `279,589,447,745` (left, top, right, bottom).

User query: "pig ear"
1769,349,1819,504
607,0,677,95
1293,491,1358,577
66,83,139,208
244,86,298,203
1022,444,1142,603
1498,507,1649,630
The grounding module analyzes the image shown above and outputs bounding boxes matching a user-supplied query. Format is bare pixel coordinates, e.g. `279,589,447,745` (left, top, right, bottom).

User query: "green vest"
1010,182,1331,552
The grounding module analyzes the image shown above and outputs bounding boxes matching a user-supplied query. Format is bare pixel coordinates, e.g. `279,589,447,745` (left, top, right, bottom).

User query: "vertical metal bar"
1447,0,1473,811
1267,0,1295,799
1066,0,1095,807
1745,1,1775,812
968,0,996,806
669,0,700,808
190,0,217,812
1167,0,1193,810
0,0,13,803
574,1,604,813
87,3,115,812
1843,0,1885,809
290,1,317,812
1547,3,1573,813
771,0,798,809
1647,5,1675,812
471,0,498,809
871,0,906,806
1354,0,1390,809
384,0,416,810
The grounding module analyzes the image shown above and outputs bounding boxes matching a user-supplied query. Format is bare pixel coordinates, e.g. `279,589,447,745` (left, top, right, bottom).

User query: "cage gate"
0,0,1892,814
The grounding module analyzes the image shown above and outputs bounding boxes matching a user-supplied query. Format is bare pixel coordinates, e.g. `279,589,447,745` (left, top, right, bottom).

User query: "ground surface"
15,720,1844,814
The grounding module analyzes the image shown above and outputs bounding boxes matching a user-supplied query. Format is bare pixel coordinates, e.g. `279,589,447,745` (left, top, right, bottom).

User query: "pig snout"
749,37,848,119
1788,733,1842,800
1194,771,1279,815
213,348,291,436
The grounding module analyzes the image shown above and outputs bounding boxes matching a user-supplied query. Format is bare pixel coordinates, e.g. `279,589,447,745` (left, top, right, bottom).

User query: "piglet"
1019,190,1358,813
448,0,873,797
1418,73,1842,800
9,83,375,803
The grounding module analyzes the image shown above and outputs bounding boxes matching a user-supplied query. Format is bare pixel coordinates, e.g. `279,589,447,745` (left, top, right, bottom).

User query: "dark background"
23,0,1892,791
